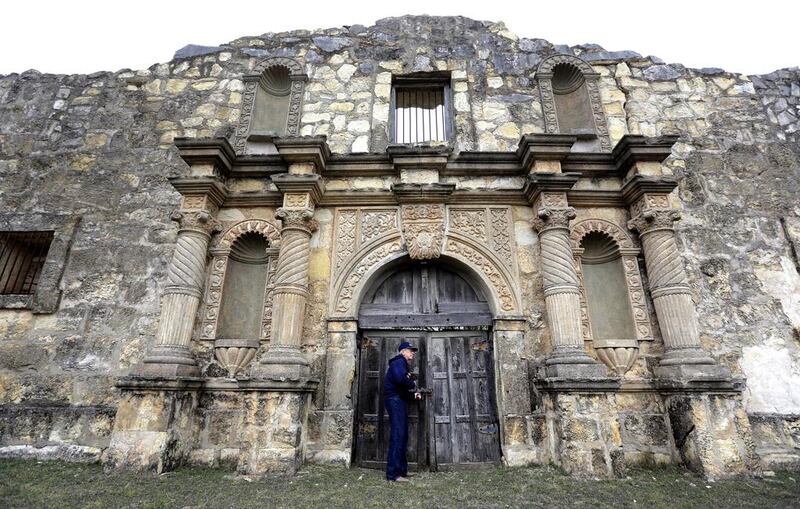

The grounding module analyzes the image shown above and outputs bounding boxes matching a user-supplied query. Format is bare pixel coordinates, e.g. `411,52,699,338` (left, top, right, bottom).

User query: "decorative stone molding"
535,54,612,151
233,57,307,154
214,338,260,378
218,219,281,250
333,238,405,315
445,237,516,312
593,338,639,376
400,204,445,260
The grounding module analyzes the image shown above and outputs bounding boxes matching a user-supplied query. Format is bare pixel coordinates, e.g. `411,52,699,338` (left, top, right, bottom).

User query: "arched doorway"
353,259,502,471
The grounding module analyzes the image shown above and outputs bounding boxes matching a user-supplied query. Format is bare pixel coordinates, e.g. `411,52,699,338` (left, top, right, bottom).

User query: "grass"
1,459,798,509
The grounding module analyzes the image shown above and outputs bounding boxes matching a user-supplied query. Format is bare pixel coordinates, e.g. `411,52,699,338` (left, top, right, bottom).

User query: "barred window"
391,77,451,144
0,232,54,295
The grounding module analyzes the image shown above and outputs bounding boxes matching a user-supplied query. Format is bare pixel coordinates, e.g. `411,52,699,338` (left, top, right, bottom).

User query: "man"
383,341,421,483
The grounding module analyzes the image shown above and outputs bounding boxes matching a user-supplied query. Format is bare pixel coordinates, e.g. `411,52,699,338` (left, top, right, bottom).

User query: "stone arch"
329,233,521,318
537,54,597,77
252,56,304,76
570,218,635,252
233,57,307,154
218,219,281,250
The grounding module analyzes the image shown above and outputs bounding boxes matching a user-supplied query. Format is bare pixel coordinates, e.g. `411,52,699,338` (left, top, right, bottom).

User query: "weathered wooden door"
354,261,501,470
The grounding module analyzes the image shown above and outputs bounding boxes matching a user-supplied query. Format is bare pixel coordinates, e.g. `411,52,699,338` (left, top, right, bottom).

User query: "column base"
545,347,607,378
659,346,715,366
655,363,732,383
252,345,310,379
132,345,200,378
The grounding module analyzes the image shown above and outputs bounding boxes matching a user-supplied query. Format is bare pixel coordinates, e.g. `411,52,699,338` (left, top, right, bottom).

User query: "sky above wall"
2,1,796,76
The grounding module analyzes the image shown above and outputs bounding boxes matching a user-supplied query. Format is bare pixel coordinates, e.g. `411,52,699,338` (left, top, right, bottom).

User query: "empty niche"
233,57,307,155
579,231,636,341
537,54,611,151
216,232,272,340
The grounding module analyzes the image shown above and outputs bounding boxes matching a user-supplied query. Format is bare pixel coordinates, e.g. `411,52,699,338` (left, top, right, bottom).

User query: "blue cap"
398,341,418,352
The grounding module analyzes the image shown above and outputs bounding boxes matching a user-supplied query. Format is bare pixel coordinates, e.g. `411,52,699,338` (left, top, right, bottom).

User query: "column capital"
170,209,222,237
531,206,576,233
275,207,318,234
628,208,681,235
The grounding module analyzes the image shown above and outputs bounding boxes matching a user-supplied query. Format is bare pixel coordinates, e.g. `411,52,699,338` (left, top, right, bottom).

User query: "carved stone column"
527,172,605,379
134,180,225,378
253,142,326,378
627,194,728,380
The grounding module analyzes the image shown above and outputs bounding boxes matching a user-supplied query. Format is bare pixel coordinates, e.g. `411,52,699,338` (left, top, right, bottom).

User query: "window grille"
393,86,448,144
0,232,54,295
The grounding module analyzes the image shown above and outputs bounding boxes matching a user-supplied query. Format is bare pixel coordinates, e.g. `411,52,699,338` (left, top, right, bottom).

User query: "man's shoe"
388,476,410,483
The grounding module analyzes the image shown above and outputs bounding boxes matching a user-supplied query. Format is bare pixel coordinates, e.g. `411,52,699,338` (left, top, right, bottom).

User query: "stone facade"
0,16,798,477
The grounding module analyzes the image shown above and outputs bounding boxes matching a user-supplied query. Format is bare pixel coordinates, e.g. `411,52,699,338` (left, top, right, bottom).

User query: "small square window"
391,76,452,144
0,231,54,295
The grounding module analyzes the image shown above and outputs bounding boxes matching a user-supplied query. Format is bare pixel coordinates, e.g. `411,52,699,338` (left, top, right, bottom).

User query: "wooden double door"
354,329,501,470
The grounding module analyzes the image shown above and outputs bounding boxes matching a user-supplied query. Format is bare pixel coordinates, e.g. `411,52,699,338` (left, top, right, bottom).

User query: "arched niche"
536,54,612,152
232,57,307,155
570,219,652,344
200,219,281,341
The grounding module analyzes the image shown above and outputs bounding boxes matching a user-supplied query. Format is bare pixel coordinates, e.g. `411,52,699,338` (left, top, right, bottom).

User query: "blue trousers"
385,396,408,480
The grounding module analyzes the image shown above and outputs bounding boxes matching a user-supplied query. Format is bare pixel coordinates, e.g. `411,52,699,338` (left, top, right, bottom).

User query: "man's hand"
414,392,422,400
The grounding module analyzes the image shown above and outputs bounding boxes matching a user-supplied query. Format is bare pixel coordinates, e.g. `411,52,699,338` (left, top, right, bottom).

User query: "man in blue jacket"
384,341,420,482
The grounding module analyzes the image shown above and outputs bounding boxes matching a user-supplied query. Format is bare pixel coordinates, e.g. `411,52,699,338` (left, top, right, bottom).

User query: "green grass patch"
0,459,797,508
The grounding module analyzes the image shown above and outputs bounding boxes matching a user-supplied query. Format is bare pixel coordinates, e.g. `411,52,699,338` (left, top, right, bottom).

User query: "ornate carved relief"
335,210,358,276
450,209,486,241
361,210,397,244
233,80,258,154
401,205,445,260
173,210,222,237
489,208,513,270
334,239,404,314
585,79,612,151
284,193,309,209
629,194,672,222
201,255,228,340
569,219,634,250
539,78,559,134
531,206,576,233
446,238,515,312
218,219,281,250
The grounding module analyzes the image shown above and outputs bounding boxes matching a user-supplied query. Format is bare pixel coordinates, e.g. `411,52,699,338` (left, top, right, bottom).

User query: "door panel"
355,331,425,470
427,331,501,468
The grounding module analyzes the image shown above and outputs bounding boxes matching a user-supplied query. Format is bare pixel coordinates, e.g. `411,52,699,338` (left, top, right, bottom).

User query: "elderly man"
384,341,421,483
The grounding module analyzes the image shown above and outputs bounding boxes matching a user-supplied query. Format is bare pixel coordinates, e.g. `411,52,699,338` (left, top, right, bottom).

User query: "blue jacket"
384,354,416,401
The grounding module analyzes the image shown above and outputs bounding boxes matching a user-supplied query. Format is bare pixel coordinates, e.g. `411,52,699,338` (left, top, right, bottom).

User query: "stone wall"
1,15,799,470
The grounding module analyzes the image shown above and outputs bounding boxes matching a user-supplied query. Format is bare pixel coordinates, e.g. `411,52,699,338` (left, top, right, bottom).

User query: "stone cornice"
168,177,228,208
612,135,679,175
175,137,235,177
523,172,581,204
271,173,325,204
621,174,679,205
516,133,577,172
392,183,455,204
387,144,452,171
274,136,330,172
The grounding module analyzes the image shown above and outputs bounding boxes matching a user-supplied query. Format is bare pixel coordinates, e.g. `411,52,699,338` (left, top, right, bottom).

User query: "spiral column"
532,194,605,378
136,202,221,377
627,202,718,374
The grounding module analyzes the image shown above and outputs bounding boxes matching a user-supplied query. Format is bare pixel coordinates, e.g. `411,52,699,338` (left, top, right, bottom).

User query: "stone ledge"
0,444,102,463
115,375,318,393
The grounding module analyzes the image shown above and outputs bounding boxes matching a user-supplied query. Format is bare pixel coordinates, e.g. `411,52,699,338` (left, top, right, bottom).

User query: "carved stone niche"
571,219,652,376
201,220,281,369
536,54,611,152
233,57,308,155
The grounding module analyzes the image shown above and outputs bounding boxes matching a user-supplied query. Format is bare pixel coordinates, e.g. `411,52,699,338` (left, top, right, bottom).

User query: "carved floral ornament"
217,219,281,250
171,210,222,236
400,204,445,260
